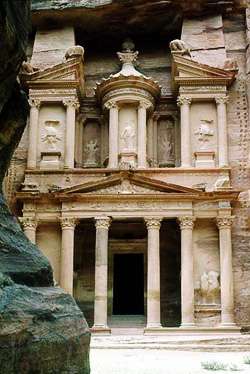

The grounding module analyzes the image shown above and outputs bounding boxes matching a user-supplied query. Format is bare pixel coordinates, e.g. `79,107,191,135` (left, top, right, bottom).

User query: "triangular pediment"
20,56,84,100
172,54,235,93
58,172,199,196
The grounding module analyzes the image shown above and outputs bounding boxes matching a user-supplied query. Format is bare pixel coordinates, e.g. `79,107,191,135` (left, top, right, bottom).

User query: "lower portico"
18,172,240,334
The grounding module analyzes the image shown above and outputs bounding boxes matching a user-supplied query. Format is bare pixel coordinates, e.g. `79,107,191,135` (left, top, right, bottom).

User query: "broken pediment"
171,54,236,95
58,172,199,196
20,56,85,101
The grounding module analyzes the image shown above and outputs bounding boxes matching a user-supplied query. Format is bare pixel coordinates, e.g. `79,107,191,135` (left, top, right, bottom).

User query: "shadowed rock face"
0,2,90,373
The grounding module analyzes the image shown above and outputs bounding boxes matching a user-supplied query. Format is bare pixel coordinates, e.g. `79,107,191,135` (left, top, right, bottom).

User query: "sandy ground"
90,349,250,374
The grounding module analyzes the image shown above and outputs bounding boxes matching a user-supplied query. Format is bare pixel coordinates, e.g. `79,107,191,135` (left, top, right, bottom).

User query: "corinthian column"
144,217,162,329
177,97,192,168
19,217,39,244
27,99,40,169
60,217,77,295
92,217,111,333
63,99,80,169
215,96,229,167
138,100,150,169
105,100,119,169
178,216,196,327
216,216,236,326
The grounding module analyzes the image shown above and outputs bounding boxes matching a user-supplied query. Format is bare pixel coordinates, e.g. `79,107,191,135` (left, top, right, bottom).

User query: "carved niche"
83,120,101,168
157,118,175,167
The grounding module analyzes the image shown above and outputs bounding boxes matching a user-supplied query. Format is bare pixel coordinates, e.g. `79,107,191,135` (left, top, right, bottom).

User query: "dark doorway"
113,253,144,315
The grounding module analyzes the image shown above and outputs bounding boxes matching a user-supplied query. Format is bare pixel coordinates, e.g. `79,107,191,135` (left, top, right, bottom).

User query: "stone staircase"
108,315,146,335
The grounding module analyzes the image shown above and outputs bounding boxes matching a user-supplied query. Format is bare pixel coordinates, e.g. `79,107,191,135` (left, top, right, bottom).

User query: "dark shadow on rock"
0,2,90,373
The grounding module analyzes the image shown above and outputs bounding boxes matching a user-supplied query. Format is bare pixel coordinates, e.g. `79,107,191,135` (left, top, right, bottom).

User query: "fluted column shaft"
93,217,111,330
60,217,77,295
20,217,39,244
145,217,162,328
27,100,40,169
138,100,150,169
216,96,229,167
106,101,118,169
63,99,79,169
178,216,196,327
177,97,192,168
216,216,235,325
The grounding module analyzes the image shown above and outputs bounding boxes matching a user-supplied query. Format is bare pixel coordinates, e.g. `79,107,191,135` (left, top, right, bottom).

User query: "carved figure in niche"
41,121,62,150
162,132,173,158
84,140,98,167
194,119,214,149
169,39,191,58
200,271,219,304
121,124,135,150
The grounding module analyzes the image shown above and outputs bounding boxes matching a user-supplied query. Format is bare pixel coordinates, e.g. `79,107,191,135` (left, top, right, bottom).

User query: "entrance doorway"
113,253,144,315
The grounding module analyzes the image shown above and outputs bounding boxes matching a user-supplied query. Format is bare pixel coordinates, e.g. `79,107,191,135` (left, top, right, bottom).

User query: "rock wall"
0,2,90,373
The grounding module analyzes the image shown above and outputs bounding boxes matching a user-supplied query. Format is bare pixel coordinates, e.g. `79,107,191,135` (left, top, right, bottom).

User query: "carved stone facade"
5,1,250,334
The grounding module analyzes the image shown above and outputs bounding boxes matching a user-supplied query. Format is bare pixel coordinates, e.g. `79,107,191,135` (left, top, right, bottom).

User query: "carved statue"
200,271,219,304
214,177,231,190
169,39,191,57
194,119,214,149
65,45,84,60
121,124,135,150
162,132,173,158
41,124,62,150
84,140,98,167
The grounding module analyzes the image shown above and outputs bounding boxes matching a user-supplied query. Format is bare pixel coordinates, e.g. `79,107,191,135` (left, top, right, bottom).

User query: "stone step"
108,315,146,328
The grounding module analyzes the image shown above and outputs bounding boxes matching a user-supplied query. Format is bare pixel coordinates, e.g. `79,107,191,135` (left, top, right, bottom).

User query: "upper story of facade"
6,1,250,203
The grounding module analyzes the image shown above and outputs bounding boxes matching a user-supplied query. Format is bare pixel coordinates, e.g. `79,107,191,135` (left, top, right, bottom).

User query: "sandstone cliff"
0,2,90,373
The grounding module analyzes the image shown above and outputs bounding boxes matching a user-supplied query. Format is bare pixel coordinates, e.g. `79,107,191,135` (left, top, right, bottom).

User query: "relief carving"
194,119,214,149
158,119,175,167
121,124,135,151
41,120,62,150
86,181,165,195
200,271,220,304
84,140,98,167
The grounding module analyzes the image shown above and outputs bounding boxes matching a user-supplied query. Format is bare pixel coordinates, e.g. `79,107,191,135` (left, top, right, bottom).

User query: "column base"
90,325,111,335
180,323,197,329
219,323,237,327
137,166,147,170
144,324,163,334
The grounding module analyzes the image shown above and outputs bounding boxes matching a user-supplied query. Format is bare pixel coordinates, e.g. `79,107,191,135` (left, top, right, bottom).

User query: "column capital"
63,99,80,109
104,100,117,110
19,217,39,229
215,96,229,105
144,217,162,229
216,216,234,228
177,96,192,107
95,217,112,229
139,100,151,110
60,217,78,229
153,112,161,121
177,216,196,229
28,99,41,108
